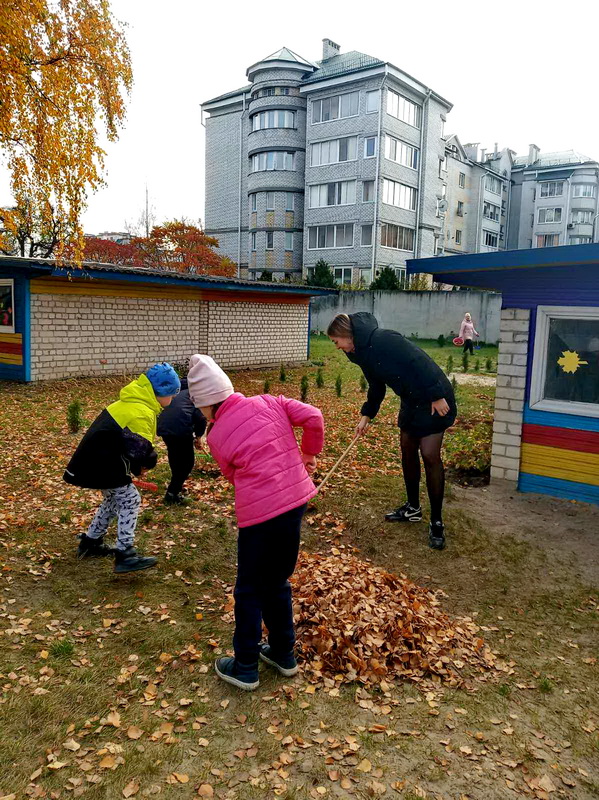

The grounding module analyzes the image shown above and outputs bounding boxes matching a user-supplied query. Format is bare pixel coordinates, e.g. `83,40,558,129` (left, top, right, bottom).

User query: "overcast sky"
4,0,599,235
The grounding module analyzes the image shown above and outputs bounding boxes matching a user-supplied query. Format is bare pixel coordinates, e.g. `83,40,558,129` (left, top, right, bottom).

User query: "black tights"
400,430,446,524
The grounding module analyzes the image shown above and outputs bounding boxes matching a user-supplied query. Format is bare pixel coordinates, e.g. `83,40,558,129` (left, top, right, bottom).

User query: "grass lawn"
0,337,597,799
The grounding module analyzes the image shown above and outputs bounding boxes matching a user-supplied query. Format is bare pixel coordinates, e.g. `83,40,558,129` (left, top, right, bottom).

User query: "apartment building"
201,39,452,284
508,146,599,250
442,137,512,256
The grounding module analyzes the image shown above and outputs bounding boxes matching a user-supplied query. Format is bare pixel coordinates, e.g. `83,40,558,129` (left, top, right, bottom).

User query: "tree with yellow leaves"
0,0,132,258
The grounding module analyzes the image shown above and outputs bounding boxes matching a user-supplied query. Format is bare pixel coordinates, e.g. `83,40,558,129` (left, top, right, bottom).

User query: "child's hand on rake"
302,453,317,474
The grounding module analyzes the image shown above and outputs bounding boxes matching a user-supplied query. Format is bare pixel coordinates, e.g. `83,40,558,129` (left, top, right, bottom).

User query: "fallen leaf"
172,773,189,784
47,761,68,770
356,758,372,773
179,698,193,706
198,785,214,797
106,711,121,728
123,780,139,798
537,775,556,793
63,738,81,751
99,755,116,769
127,726,144,740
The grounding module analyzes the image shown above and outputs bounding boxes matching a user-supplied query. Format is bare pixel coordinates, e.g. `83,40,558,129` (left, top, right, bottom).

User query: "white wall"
310,290,501,342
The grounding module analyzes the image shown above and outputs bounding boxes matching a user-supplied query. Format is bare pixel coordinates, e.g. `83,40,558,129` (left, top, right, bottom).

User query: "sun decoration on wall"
557,350,588,374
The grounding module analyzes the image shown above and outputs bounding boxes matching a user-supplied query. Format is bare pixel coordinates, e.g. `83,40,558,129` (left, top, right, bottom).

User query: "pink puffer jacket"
207,393,325,528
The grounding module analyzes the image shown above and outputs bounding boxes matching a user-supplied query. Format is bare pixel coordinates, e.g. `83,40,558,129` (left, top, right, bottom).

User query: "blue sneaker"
214,657,259,691
259,645,299,677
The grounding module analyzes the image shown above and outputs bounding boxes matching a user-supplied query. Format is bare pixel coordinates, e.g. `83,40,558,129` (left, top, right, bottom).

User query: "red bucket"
453,337,464,346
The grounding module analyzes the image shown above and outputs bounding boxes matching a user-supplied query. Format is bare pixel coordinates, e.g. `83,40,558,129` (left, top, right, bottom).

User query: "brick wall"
490,308,531,482
206,301,308,368
29,292,309,380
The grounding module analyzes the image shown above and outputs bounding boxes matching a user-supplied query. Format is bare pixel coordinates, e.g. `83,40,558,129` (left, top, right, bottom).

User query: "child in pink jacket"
187,354,325,691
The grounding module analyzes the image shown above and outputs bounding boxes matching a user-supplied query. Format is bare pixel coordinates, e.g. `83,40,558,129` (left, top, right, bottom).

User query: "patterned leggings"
87,483,141,551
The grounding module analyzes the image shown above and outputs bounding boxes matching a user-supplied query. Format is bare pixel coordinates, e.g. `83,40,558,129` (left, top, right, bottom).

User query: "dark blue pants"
233,503,306,665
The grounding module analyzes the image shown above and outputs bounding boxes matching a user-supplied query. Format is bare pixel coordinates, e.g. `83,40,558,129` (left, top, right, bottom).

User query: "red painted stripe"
522,423,599,455
0,342,22,355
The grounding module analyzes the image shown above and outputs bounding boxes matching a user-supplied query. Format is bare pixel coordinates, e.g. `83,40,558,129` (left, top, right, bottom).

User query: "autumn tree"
83,236,138,266
132,221,236,277
0,200,65,257
0,0,132,258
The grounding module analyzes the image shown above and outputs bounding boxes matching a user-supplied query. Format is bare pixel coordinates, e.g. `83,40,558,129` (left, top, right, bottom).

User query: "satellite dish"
438,199,448,212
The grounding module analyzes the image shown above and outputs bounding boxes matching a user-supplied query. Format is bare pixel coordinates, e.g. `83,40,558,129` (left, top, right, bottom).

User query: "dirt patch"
449,372,496,387
451,481,599,585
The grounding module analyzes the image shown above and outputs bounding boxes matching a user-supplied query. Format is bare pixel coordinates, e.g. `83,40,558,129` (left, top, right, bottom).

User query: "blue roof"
406,244,599,309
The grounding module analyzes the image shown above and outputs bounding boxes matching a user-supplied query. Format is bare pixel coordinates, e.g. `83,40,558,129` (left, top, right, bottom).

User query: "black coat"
64,410,158,490
346,312,455,420
157,381,206,439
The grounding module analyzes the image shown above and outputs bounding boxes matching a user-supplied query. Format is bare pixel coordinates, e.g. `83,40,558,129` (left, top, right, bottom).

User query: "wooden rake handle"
316,434,361,492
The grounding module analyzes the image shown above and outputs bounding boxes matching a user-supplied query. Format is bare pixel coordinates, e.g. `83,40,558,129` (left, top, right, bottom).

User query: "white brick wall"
490,308,530,483
29,292,310,380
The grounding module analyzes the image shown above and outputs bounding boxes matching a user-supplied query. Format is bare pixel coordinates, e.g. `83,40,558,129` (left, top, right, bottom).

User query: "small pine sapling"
451,375,458,394
360,374,367,392
462,352,469,372
437,334,446,348
67,399,84,433
335,374,342,397
263,378,271,394
485,356,494,372
279,364,287,382
316,367,324,388
474,358,480,372
300,375,309,402
446,354,454,376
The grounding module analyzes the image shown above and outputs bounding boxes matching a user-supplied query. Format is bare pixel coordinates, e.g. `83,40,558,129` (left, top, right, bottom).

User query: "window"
310,136,357,166
386,88,421,127
250,232,256,251
530,306,599,417
362,180,375,202
573,184,596,198
312,91,359,123
485,175,502,194
457,201,464,217
536,233,560,248
265,232,274,249
540,181,563,198
251,110,296,131
334,267,353,285
483,201,500,221
455,229,462,245
570,236,593,245
0,279,15,334
538,207,562,224
384,136,418,169
265,191,275,211
309,180,356,208
380,223,415,251
571,209,593,224
251,194,257,212
285,192,295,211
438,157,447,177
308,224,354,249
361,224,373,246
285,232,294,251
459,172,466,189
366,90,379,113
382,178,417,211
364,136,377,158
251,151,295,171
483,230,499,248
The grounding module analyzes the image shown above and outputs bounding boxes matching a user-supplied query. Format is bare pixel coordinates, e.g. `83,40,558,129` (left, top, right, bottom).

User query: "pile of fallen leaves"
292,551,501,688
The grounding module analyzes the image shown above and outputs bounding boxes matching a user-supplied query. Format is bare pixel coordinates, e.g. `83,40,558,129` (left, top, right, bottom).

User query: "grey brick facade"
202,41,452,285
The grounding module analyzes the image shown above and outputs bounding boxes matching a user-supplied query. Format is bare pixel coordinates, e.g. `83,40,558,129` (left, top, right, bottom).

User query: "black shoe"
429,522,446,550
77,534,114,559
114,547,158,574
164,491,187,506
259,645,299,677
385,503,422,523
214,657,259,691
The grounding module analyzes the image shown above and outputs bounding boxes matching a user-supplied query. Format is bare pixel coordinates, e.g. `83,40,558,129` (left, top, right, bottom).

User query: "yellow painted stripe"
0,333,22,343
0,354,23,365
29,277,309,305
520,443,599,487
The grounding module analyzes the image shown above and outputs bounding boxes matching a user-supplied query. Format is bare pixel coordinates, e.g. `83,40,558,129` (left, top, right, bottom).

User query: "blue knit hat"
145,363,181,397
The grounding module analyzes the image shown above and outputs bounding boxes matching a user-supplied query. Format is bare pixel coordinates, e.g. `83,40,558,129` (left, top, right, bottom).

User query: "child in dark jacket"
64,363,180,573
157,378,207,504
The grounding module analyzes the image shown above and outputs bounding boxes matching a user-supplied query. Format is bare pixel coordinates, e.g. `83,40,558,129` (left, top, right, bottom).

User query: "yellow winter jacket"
107,374,162,443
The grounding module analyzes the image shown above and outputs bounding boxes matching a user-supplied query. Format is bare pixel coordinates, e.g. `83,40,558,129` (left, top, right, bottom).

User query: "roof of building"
303,50,385,84
261,47,315,67
0,256,337,296
513,149,595,169
202,85,251,105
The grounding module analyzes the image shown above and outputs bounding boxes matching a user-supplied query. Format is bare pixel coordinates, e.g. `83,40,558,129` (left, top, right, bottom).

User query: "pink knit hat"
187,354,234,408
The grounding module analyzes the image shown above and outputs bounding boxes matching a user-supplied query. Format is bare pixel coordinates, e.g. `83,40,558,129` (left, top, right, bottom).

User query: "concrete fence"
310,290,502,342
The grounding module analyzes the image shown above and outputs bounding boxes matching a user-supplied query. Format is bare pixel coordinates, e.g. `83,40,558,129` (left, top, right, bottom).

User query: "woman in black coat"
327,312,456,550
